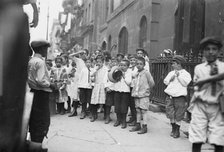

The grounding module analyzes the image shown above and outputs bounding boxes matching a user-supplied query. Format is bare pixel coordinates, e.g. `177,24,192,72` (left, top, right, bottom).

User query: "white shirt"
114,69,132,92
78,66,92,89
164,69,192,97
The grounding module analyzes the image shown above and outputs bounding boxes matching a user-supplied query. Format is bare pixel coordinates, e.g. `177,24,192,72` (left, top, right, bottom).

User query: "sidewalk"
44,108,214,152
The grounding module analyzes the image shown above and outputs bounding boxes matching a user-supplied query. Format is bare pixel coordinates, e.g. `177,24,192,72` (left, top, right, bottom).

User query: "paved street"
43,109,213,152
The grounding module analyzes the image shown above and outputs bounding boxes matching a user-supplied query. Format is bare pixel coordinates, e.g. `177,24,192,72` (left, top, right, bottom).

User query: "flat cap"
136,48,146,53
200,36,223,49
173,55,186,64
31,40,50,49
117,53,124,57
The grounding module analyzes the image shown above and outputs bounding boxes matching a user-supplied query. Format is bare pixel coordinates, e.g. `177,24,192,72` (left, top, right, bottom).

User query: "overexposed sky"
24,0,64,41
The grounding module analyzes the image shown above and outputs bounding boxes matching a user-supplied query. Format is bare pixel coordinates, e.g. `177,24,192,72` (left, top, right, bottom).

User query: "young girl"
67,60,79,116
51,56,68,115
78,58,93,119
90,55,108,122
113,59,132,129
130,57,154,134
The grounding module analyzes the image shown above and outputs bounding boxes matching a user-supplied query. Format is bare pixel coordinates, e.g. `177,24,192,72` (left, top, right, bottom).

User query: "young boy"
136,48,150,71
104,57,118,124
130,57,154,134
127,55,138,126
164,55,192,138
78,58,93,119
113,59,132,129
189,37,224,152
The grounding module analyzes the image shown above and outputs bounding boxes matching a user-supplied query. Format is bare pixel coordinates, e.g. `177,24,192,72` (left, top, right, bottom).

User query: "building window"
108,35,112,51
139,16,147,48
101,41,107,51
118,27,128,54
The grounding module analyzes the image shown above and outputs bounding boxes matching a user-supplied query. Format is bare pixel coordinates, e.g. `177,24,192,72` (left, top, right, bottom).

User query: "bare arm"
194,72,224,86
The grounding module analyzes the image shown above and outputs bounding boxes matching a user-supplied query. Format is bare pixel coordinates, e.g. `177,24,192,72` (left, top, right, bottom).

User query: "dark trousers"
114,91,130,114
105,91,115,106
129,95,137,119
29,89,50,143
79,88,92,113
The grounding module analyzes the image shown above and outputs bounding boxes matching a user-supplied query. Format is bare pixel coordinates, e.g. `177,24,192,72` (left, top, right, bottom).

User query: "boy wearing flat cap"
117,53,125,63
189,37,224,152
28,40,55,145
164,55,192,138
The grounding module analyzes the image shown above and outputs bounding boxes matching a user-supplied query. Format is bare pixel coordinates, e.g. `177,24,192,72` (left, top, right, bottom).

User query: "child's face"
85,60,91,68
71,61,76,67
55,60,62,67
120,61,128,72
136,50,144,57
136,60,145,71
96,59,103,68
117,56,123,62
130,58,136,66
111,59,117,67
171,61,180,70
203,44,219,63
46,63,52,70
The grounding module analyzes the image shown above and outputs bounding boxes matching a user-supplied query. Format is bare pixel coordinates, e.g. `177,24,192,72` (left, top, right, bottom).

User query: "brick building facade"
74,0,224,58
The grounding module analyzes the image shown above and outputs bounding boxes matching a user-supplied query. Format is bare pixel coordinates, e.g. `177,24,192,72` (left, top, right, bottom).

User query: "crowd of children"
45,48,154,134
33,36,224,151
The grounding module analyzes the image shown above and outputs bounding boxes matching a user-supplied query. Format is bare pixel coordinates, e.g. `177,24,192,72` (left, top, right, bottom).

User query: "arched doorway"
118,27,128,54
139,16,147,48
101,41,107,51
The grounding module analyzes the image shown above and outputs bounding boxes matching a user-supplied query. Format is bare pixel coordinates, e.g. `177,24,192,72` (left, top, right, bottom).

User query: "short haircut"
95,54,104,62
136,48,145,54
121,59,130,67
136,56,145,65
83,49,89,55
128,54,137,60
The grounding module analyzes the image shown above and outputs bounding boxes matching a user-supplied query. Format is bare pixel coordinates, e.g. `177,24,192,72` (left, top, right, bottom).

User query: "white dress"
90,66,108,105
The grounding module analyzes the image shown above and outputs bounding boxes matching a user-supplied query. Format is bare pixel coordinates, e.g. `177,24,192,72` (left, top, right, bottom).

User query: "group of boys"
27,36,224,152
163,36,224,152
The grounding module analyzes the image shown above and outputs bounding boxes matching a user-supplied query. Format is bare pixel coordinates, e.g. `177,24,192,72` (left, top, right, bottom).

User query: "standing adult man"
28,40,54,146
189,37,224,152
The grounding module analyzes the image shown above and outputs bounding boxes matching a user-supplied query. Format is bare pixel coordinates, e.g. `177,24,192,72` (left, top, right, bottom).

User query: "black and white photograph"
0,0,224,152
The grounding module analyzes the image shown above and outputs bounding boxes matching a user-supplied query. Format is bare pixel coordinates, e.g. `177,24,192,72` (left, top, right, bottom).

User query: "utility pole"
46,1,50,40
